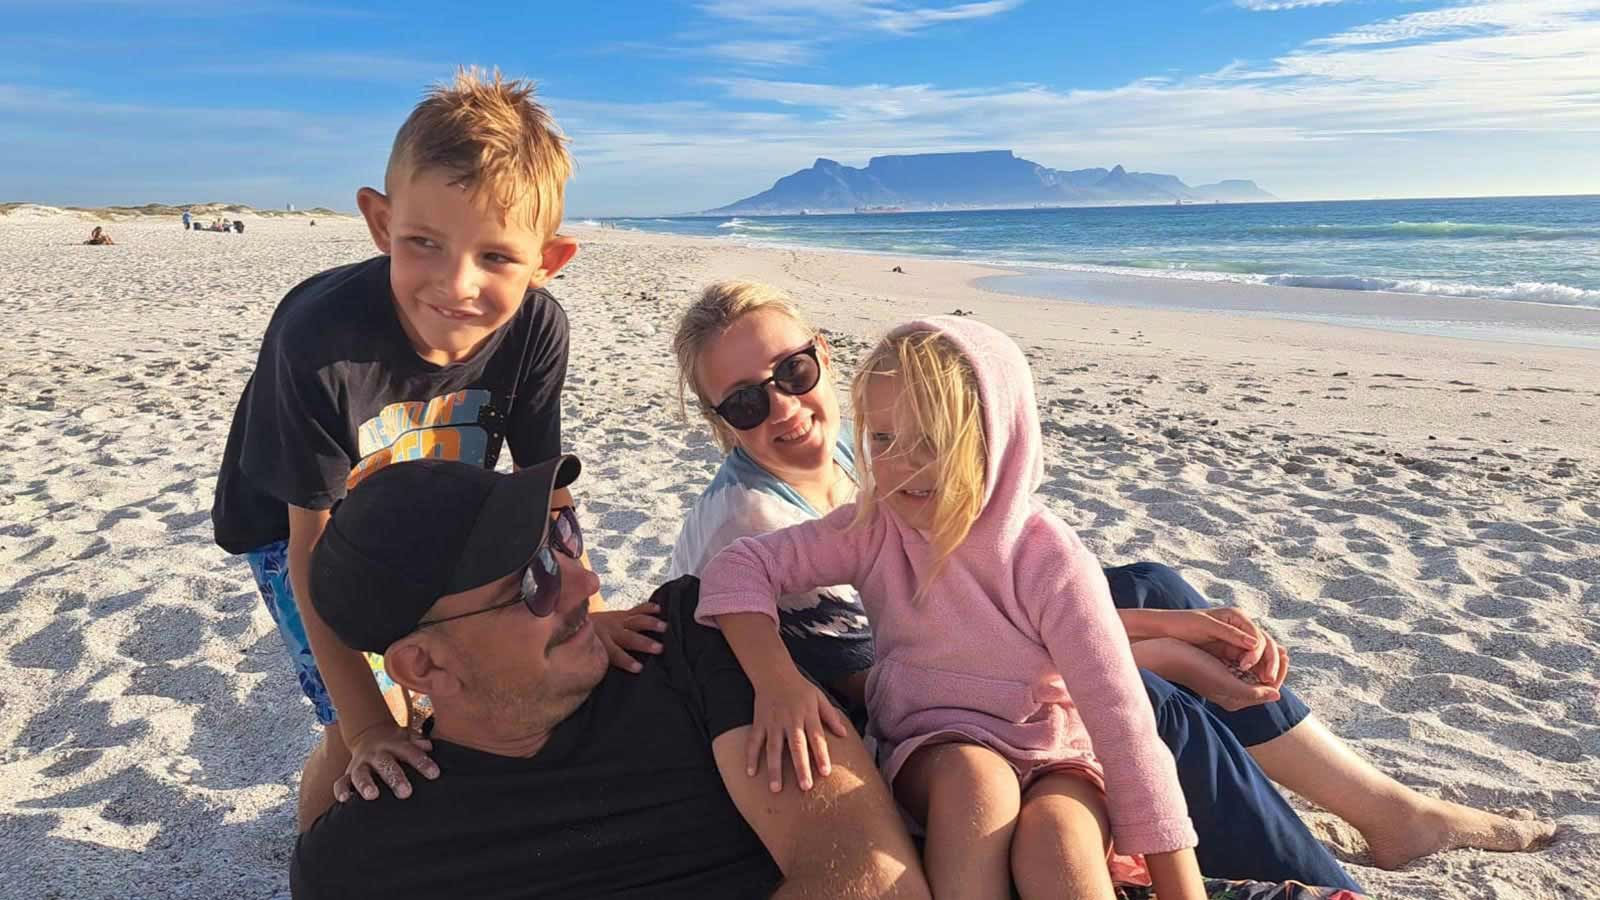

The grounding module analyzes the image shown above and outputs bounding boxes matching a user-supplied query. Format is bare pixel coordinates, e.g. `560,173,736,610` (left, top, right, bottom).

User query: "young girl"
698,316,1206,900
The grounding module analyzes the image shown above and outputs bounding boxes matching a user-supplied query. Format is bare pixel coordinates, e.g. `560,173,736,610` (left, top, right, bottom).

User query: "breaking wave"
1248,221,1598,241
1259,274,1600,306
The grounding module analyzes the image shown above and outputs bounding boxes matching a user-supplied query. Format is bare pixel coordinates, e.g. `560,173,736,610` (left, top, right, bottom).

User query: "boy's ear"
382,635,463,700
527,235,579,288
356,187,393,254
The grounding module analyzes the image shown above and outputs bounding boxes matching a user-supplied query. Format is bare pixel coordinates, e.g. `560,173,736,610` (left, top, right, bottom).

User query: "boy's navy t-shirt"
288,578,784,900
212,255,568,554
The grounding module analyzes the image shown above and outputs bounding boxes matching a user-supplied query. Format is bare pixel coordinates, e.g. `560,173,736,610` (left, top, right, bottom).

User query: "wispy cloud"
550,0,1600,210
704,40,818,66
872,0,1027,34
1309,0,1594,46
669,1,1022,69
0,81,392,145
696,0,1024,36
1234,0,1349,10
0,79,395,206
195,53,453,83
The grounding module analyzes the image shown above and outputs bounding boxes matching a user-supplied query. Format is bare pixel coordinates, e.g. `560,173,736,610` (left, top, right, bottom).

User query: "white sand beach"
1,211,1596,898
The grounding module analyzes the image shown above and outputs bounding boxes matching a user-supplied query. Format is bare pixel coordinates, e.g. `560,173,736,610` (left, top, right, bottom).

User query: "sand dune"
1,215,1595,898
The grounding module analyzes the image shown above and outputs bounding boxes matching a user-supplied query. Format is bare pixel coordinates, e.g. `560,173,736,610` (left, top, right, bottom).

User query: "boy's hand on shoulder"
334,723,439,803
591,602,668,673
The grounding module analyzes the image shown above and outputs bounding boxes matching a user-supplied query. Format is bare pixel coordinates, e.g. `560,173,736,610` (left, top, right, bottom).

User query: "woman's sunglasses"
417,506,585,627
710,344,822,431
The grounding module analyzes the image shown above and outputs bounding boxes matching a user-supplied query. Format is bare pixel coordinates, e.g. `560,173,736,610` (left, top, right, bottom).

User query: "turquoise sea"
599,195,1600,310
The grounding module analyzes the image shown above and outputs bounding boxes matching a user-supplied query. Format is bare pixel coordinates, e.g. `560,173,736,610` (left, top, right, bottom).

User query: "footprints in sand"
1,220,1596,895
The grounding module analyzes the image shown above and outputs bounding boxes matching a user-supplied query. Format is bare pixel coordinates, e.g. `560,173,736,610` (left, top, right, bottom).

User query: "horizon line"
5,191,1599,219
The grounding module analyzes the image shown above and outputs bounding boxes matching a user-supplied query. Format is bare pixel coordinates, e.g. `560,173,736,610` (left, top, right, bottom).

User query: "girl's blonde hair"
673,281,817,452
850,328,986,583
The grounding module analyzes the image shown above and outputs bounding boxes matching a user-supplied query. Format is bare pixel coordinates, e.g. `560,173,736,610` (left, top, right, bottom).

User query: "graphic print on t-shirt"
347,389,496,490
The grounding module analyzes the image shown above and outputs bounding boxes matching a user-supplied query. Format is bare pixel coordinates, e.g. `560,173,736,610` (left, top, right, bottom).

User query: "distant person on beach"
182,209,191,230
211,69,653,831
84,226,114,245
287,458,930,899
666,282,1555,887
234,219,245,234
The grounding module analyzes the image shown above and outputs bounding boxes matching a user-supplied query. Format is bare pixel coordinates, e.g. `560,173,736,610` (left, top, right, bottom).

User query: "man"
291,456,929,899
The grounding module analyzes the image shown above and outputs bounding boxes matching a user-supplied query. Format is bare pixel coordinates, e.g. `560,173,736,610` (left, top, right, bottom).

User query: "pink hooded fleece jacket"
697,315,1197,857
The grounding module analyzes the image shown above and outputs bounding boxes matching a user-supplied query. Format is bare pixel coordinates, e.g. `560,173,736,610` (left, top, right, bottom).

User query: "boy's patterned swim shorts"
245,539,428,727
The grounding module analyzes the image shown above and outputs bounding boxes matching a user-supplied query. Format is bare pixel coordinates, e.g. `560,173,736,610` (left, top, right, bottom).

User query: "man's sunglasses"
417,506,584,628
710,344,822,431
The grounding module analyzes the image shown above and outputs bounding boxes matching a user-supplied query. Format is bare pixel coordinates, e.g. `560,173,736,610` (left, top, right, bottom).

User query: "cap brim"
443,455,582,596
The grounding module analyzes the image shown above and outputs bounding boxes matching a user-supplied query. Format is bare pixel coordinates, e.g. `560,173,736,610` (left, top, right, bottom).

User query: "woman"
664,281,1553,887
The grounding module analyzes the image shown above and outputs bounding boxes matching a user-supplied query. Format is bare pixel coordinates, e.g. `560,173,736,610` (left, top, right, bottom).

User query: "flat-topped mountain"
706,150,1276,214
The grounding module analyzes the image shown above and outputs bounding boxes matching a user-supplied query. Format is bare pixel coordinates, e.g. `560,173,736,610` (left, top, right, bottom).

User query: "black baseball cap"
309,455,581,653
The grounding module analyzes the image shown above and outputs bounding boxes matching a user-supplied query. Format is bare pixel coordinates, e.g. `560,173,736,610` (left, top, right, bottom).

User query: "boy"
212,69,585,831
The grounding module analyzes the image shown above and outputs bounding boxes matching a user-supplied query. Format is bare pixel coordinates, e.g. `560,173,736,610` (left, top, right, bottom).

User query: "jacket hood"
884,315,1042,544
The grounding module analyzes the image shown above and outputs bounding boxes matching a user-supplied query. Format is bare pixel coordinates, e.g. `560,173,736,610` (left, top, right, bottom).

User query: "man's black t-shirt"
211,255,569,554
289,578,784,900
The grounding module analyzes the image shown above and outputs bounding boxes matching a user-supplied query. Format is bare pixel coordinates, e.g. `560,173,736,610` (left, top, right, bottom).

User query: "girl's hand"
334,723,438,802
746,668,851,793
591,603,668,673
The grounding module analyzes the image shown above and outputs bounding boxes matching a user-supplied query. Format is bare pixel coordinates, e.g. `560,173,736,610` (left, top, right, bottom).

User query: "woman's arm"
1121,607,1289,708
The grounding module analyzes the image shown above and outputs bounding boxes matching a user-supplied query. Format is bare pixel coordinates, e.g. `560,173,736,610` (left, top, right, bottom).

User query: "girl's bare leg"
1011,771,1117,900
896,743,1021,900
1249,715,1556,868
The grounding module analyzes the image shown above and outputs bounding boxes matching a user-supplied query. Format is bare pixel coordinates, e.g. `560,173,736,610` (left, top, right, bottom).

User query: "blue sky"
3,0,1597,215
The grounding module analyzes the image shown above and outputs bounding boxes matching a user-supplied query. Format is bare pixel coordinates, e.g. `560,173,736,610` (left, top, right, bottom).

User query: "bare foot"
1361,797,1557,869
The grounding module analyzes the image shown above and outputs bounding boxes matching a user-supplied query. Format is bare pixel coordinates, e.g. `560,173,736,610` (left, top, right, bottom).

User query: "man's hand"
591,603,667,673
748,667,851,793
333,722,438,803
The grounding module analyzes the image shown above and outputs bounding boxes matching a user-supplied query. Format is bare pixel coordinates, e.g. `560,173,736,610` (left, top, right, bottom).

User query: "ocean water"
602,195,1600,310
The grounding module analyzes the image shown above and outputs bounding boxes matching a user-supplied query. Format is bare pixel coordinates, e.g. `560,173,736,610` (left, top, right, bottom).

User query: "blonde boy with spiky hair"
213,69,658,831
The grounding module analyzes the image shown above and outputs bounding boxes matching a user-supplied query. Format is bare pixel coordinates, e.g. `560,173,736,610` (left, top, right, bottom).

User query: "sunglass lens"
555,507,584,559
773,352,821,396
523,549,561,617
719,387,770,431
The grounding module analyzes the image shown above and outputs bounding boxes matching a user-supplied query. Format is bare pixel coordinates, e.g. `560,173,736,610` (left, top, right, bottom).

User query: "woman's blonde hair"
850,328,986,583
673,281,816,452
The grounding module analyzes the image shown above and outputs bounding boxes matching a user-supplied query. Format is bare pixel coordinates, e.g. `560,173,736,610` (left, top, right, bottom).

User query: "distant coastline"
705,150,1276,216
